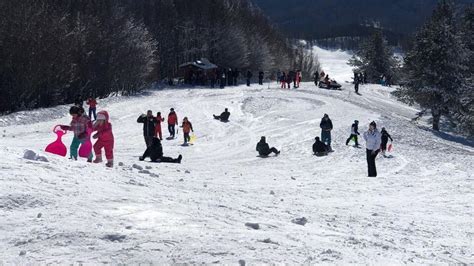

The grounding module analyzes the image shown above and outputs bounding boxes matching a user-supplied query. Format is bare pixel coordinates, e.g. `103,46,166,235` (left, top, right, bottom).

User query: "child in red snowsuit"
92,110,114,167
155,112,165,140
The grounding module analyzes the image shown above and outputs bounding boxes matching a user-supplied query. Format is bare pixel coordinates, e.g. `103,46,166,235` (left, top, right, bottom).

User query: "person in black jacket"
139,138,182,163
381,127,393,156
313,137,328,156
320,114,333,151
137,110,157,148
256,136,280,157
346,120,360,147
246,70,253,86
258,71,264,85
213,108,231,122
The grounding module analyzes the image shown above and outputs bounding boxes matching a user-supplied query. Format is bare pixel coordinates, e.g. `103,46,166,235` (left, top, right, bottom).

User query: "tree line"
0,0,305,114
349,1,473,136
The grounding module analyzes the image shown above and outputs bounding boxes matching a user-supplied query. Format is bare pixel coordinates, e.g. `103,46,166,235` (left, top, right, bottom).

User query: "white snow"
313,45,354,83
0,47,472,264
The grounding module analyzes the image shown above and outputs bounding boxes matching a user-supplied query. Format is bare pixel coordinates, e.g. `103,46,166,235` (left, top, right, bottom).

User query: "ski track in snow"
0,52,473,264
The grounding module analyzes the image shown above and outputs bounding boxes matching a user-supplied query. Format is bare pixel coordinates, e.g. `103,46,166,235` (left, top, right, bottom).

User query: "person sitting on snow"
256,136,280,157
313,137,328,156
213,108,231,122
139,138,182,163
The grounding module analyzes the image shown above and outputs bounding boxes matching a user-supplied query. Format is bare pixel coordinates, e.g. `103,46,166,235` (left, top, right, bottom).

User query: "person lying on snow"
139,138,182,163
313,137,328,156
92,111,114,168
213,108,230,122
60,106,93,162
256,136,280,157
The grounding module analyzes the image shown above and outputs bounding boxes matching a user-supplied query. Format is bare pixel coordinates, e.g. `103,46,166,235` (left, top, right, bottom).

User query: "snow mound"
23,150,48,162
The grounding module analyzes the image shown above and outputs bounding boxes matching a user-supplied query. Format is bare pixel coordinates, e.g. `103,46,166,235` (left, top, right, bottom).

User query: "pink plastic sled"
388,143,393,152
45,125,68,157
78,128,93,158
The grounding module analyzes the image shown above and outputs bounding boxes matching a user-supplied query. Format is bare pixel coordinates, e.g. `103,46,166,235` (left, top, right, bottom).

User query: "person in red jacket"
86,97,97,121
92,110,114,167
181,117,194,145
155,112,165,140
167,108,178,139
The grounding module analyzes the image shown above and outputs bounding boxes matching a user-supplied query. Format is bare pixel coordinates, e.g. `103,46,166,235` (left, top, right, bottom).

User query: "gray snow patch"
101,234,126,242
145,166,152,170
118,162,124,167
132,164,143,171
19,250,26,256
259,238,279,245
245,223,260,230
23,150,48,162
291,217,308,226
238,259,246,266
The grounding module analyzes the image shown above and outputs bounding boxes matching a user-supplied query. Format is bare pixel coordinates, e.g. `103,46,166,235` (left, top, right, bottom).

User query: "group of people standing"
277,70,302,89
313,114,393,177
60,102,115,168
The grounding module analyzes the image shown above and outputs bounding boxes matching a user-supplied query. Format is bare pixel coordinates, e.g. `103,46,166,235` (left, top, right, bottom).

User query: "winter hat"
315,137,320,141
260,136,266,142
355,120,359,123
324,113,329,118
370,121,377,128
170,108,174,111
96,113,106,121
69,106,80,115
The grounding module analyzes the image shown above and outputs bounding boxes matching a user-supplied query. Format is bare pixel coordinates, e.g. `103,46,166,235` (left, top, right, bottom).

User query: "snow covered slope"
1,50,472,264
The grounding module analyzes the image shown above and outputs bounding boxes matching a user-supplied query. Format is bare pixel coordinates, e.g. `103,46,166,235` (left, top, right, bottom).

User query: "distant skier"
181,117,194,145
233,69,239,86
220,70,226,89
60,106,93,162
312,137,328,156
167,108,178,139
345,120,360,147
86,96,97,121
155,112,165,140
313,71,319,86
258,71,264,85
213,108,230,122
363,121,382,177
380,127,393,157
320,114,333,151
139,138,182,163
286,72,292,89
280,72,287,88
137,110,157,148
246,70,253,86
354,76,360,94
296,70,302,88
92,110,114,167
256,136,280,157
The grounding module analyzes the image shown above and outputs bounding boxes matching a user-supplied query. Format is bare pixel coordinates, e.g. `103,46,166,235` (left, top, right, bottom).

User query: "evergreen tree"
348,31,397,83
396,1,467,132
452,5,474,135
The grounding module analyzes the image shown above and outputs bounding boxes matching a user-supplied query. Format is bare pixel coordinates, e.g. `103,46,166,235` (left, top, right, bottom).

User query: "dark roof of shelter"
179,58,218,70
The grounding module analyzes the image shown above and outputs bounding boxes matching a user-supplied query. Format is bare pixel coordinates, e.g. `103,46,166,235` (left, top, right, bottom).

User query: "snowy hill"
0,48,472,264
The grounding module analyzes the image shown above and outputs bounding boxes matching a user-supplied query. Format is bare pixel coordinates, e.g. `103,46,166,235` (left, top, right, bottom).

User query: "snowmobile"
318,80,342,90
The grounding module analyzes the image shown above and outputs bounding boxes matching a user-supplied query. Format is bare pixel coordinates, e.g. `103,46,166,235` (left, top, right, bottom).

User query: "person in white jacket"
363,121,382,177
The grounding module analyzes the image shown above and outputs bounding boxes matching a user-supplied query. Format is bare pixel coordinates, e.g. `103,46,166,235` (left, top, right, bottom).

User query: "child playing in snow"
181,117,194,145
60,106,93,161
92,110,114,167
155,112,165,140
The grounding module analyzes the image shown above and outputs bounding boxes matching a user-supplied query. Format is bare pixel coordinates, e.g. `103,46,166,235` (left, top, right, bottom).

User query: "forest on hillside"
0,0,307,113
253,0,471,49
